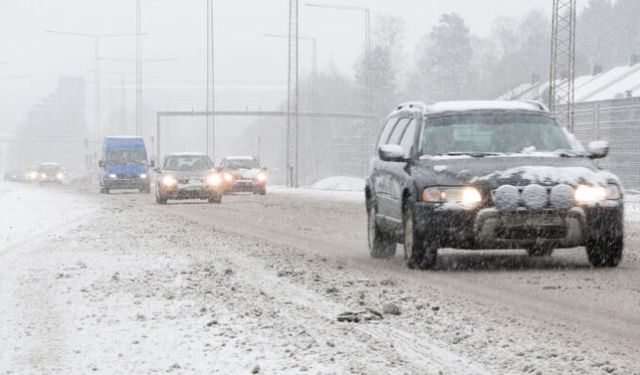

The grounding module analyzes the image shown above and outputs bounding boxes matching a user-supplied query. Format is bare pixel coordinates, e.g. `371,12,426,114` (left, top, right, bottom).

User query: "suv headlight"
422,186,482,206
575,184,620,204
161,175,177,186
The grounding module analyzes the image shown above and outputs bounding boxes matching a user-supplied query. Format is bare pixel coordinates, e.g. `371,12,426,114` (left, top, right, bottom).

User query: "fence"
563,97,640,189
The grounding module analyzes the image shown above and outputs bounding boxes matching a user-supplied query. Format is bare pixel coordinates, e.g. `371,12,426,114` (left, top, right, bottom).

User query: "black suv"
366,101,624,269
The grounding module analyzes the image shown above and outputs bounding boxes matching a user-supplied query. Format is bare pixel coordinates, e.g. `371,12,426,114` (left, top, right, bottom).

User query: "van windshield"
106,149,148,165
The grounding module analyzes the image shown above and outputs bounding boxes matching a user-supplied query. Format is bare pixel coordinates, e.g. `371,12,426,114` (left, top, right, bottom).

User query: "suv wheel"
586,228,623,268
403,202,437,270
367,204,396,259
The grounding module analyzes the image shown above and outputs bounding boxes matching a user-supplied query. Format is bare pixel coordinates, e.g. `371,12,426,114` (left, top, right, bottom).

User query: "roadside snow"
625,192,640,223
311,176,365,192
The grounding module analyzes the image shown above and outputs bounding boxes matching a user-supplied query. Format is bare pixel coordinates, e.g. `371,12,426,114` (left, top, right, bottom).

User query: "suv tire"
586,225,623,268
367,204,396,259
403,202,437,270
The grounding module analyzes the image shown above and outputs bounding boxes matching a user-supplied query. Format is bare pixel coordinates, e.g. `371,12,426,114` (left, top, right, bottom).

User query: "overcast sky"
0,0,563,132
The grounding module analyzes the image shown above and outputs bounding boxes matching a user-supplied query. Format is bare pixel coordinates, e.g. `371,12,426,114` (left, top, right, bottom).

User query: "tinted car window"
376,118,400,148
421,113,573,156
388,118,411,145
399,119,417,157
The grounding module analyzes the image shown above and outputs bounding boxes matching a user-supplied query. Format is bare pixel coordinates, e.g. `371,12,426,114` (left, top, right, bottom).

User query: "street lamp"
46,30,138,137
305,2,371,112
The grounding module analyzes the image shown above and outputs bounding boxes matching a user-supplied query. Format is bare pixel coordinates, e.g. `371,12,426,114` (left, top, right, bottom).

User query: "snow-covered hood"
230,168,260,179
414,156,621,189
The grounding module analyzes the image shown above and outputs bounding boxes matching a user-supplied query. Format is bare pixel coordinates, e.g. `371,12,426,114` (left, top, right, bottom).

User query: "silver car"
154,153,223,205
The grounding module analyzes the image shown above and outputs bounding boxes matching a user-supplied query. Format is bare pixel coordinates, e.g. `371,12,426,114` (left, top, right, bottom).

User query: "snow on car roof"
224,156,255,160
427,100,545,114
166,152,208,157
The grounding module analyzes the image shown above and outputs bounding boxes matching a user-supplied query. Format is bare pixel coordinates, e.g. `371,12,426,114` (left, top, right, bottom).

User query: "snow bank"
311,176,365,192
625,192,640,223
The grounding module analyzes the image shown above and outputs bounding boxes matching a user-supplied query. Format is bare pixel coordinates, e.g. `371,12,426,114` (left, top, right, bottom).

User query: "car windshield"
421,112,575,157
225,159,258,169
164,155,213,171
39,165,60,173
106,149,148,165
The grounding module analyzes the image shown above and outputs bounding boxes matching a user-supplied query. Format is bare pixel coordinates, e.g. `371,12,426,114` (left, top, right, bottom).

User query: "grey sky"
0,0,561,132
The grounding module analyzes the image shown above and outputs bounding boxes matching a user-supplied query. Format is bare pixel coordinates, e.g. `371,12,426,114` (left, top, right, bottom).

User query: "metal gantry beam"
287,0,300,187
549,0,577,131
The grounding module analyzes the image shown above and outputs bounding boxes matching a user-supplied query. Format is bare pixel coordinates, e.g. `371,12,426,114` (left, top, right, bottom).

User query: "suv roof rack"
396,101,428,112
518,100,549,112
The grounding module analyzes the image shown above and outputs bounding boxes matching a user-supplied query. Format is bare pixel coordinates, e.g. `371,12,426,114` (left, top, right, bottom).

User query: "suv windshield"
421,112,574,157
164,155,213,171
224,159,258,169
106,149,148,165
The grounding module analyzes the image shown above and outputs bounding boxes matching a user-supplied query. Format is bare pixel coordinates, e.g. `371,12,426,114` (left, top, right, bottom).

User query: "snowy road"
1,182,639,374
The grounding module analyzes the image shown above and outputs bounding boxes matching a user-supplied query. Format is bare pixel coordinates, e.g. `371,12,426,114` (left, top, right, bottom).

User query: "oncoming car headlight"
161,175,177,187
223,173,233,182
256,172,267,183
56,172,64,180
574,184,620,204
139,173,148,179
206,174,222,186
422,186,482,206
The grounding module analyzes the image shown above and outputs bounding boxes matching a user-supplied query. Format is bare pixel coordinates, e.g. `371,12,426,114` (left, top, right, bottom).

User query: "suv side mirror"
98,160,105,168
588,141,609,159
378,144,406,162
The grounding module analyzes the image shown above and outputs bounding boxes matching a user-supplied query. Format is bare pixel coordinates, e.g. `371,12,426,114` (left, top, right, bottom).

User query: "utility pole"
206,0,216,163
46,30,137,138
549,0,577,131
287,0,300,188
136,0,143,136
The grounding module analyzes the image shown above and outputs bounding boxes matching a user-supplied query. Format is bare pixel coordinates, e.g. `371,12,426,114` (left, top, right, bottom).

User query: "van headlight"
575,184,620,204
422,186,482,206
139,173,148,179
161,175,177,187
108,173,117,179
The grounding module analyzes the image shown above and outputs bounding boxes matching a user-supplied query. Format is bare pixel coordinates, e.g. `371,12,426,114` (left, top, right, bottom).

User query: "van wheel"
403,202,437,270
367,204,395,259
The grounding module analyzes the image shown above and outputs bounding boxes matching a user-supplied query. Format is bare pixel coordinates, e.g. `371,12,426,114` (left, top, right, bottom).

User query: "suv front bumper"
414,202,623,250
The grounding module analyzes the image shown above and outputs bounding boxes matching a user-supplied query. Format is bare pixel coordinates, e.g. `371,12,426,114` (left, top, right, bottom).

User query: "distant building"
10,77,87,172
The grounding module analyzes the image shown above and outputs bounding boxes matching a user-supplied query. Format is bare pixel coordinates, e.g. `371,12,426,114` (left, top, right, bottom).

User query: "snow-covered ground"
625,190,640,223
1,181,640,374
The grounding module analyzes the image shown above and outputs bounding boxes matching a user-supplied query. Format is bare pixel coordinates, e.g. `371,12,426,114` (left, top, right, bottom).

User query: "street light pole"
136,0,143,136
206,0,216,162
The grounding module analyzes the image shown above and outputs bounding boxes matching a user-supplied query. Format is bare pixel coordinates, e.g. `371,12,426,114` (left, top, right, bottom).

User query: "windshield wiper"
446,152,503,158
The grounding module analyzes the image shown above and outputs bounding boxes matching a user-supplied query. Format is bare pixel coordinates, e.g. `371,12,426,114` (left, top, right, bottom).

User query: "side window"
376,118,400,148
400,119,417,156
388,118,410,145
